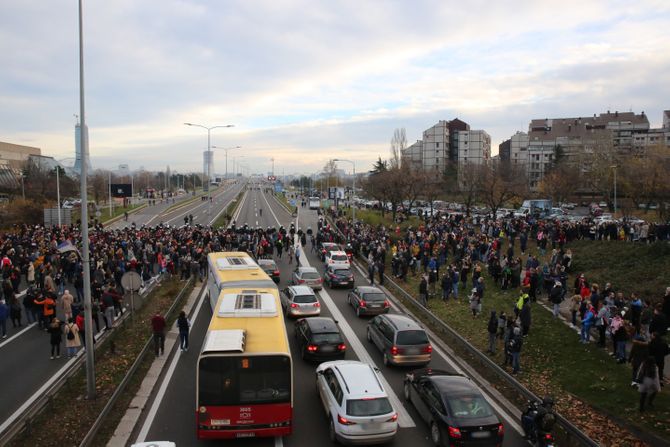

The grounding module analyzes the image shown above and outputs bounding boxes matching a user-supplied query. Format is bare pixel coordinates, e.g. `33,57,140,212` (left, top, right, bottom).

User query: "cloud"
1,0,669,172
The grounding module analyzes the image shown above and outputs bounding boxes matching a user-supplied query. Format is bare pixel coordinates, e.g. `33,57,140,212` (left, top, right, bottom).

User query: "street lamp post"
611,165,618,215
184,123,234,219
233,155,245,177
333,159,356,222
211,145,241,180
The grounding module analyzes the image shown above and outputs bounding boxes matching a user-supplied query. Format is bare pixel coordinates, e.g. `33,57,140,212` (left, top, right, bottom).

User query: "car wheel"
301,347,307,360
430,421,443,446
347,295,352,306
383,353,390,366
329,418,337,443
366,328,372,342
356,306,362,317
403,382,411,401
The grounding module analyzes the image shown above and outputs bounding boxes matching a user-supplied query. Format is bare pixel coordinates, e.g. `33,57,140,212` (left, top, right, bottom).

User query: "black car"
257,259,280,283
323,265,355,289
348,286,390,316
319,242,342,262
403,369,504,446
294,317,346,361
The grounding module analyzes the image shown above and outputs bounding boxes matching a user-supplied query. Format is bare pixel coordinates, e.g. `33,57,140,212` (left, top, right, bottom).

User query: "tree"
389,128,407,169
456,163,482,217
479,160,527,216
538,163,576,205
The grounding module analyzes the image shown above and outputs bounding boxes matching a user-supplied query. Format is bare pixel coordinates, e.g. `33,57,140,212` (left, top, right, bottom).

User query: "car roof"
331,361,385,398
296,266,318,273
257,259,276,266
429,374,479,395
356,286,384,294
287,285,315,295
329,250,347,256
382,313,421,330
305,317,340,333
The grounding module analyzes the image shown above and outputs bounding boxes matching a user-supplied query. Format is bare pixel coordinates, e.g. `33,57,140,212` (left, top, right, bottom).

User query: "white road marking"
0,322,37,349
295,212,414,428
135,287,209,443
275,435,283,447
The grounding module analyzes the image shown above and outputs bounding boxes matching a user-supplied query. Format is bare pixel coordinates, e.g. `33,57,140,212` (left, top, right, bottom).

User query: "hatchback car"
257,258,280,283
316,360,398,445
348,286,390,317
404,369,504,446
325,250,350,269
295,317,346,361
324,265,355,289
281,285,320,318
292,266,323,290
367,314,432,366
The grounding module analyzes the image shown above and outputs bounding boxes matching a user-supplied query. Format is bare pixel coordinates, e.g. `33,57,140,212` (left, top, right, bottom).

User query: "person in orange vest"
34,292,57,330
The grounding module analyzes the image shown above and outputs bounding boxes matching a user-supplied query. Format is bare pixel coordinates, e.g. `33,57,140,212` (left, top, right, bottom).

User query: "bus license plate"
237,432,256,438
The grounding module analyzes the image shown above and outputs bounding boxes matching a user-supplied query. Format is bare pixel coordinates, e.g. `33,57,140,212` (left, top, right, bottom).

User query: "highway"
0,180,245,436
133,184,527,447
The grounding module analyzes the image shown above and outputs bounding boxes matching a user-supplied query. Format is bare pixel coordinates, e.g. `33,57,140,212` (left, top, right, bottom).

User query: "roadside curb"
106,281,206,447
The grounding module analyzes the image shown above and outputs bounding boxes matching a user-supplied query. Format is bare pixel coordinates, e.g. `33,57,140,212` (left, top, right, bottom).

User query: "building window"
436,142,439,148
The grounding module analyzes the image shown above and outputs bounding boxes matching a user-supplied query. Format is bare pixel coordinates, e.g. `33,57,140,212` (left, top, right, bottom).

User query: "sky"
2,0,670,176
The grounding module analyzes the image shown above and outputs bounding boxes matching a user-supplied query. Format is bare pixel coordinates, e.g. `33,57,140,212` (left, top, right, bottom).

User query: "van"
366,314,432,366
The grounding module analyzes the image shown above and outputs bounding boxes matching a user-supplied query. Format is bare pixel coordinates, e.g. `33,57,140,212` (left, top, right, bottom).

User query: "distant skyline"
2,0,669,175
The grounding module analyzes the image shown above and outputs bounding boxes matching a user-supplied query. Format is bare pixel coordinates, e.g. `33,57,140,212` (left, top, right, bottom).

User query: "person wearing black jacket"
649,331,669,386
509,326,523,374
550,281,563,318
418,275,428,307
487,310,498,354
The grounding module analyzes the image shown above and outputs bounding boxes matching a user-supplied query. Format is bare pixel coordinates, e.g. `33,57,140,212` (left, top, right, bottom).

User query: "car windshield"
396,330,428,345
362,292,386,302
302,272,320,280
294,294,317,303
447,394,494,419
333,269,351,276
312,333,341,343
347,397,393,416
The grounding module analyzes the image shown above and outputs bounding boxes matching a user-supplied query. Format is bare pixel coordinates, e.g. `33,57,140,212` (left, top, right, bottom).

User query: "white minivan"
316,360,398,444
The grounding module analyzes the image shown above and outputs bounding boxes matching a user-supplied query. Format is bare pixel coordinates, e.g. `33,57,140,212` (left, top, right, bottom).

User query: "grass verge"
8,278,190,447
213,189,244,228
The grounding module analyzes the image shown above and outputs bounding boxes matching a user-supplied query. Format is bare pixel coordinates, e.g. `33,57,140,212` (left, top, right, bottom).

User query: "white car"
316,360,398,444
324,250,350,269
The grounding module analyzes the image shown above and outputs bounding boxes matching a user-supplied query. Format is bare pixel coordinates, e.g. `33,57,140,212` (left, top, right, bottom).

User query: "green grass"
366,225,670,444
213,189,244,228
342,208,421,232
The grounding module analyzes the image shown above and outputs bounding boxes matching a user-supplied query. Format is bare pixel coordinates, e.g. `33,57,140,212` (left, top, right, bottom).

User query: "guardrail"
78,276,197,447
324,215,598,447
0,274,164,446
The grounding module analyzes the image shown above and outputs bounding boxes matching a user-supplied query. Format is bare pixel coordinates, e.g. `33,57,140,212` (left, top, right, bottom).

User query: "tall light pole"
233,155,245,177
333,159,356,222
611,165,618,215
211,145,240,180
184,123,234,218
78,0,96,400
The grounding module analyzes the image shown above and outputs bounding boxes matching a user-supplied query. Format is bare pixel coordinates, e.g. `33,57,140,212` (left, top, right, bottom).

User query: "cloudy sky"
2,0,670,176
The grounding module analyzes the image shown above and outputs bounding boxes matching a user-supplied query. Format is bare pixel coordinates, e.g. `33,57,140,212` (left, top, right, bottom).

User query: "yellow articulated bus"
197,252,293,440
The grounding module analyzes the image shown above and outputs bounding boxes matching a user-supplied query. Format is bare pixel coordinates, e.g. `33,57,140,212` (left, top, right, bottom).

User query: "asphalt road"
136,185,527,447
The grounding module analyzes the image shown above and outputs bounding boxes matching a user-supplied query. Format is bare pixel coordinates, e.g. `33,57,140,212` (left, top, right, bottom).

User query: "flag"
57,240,81,257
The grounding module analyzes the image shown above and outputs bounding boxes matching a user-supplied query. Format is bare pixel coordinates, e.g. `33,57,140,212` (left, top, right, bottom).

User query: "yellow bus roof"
205,286,289,355
207,252,272,288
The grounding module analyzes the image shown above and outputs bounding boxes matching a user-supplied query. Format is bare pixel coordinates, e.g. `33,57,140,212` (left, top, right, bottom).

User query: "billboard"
328,187,345,200
110,183,132,197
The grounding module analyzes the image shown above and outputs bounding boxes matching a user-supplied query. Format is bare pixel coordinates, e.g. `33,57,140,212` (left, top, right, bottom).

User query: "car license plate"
236,432,256,438
321,345,335,352
406,347,420,354
362,422,381,430
471,431,490,438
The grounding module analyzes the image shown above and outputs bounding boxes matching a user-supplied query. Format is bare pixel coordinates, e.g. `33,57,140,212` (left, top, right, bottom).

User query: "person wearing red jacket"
151,312,166,356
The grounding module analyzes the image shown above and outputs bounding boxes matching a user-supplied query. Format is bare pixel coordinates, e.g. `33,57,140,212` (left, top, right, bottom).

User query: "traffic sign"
121,271,142,292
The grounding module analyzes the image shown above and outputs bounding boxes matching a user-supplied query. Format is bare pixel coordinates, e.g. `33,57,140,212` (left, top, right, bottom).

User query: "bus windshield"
199,355,291,406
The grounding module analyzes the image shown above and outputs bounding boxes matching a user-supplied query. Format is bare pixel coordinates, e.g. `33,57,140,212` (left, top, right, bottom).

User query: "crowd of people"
320,207,669,408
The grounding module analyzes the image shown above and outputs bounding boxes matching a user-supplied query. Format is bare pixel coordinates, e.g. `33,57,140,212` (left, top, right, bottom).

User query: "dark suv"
295,317,346,361
367,314,432,366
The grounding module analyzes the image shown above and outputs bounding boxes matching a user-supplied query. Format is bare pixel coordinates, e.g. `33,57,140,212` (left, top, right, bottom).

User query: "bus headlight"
199,406,207,413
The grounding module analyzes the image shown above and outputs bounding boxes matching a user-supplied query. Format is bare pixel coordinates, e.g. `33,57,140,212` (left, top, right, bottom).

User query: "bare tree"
480,160,527,216
538,163,576,205
456,163,482,216
390,128,407,169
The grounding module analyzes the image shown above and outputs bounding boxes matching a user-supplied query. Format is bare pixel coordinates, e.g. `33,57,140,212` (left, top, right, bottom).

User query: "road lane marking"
134,285,209,443
294,221,414,428
0,322,37,349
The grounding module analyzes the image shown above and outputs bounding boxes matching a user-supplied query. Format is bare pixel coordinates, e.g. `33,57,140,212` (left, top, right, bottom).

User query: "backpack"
67,325,75,340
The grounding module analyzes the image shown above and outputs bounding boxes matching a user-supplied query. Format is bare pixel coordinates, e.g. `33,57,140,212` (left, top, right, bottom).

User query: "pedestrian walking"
637,356,660,412
48,317,63,359
151,311,166,356
63,318,81,358
487,310,498,354
509,326,523,374
469,288,481,318
0,299,8,339
177,310,191,352
60,289,74,321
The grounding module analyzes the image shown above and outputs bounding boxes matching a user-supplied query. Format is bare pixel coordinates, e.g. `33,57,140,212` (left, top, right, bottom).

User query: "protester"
151,311,166,356
177,310,191,352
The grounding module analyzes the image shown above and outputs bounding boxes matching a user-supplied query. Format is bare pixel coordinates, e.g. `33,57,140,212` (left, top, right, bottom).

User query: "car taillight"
383,300,390,307
423,345,433,354
360,300,367,307
337,343,346,351
317,278,322,283
544,433,553,441
498,423,505,436
386,413,398,422
313,302,320,307
307,344,318,352
337,414,356,425
298,279,305,284
448,426,462,439
390,345,399,356
291,303,298,308
273,270,280,276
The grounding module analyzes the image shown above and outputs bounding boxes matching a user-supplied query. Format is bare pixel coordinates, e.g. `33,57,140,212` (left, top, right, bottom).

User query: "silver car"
292,266,323,291
281,285,321,318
